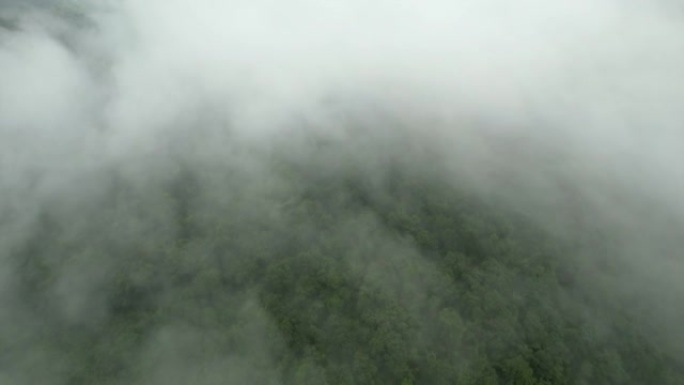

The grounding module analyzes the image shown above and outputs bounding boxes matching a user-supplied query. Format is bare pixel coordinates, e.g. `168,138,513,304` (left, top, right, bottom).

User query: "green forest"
2,1,684,384
2,137,682,385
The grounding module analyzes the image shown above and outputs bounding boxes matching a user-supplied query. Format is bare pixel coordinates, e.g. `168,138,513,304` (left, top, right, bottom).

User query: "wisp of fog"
1,0,684,384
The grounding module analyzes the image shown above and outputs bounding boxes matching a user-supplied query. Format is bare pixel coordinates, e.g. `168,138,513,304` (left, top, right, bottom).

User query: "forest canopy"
2,1,684,384
2,131,682,385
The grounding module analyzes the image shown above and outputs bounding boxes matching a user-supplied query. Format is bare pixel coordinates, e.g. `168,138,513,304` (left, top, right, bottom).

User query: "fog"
1,0,684,383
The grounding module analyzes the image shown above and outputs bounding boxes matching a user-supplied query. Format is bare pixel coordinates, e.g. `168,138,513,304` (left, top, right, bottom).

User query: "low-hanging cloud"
2,0,684,383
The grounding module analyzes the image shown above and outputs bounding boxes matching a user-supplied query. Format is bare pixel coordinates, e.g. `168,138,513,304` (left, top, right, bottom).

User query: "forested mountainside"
3,140,682,385
3,0,684,384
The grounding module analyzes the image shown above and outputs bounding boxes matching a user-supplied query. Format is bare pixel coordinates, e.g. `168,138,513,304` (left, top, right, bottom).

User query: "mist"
1,0,684,384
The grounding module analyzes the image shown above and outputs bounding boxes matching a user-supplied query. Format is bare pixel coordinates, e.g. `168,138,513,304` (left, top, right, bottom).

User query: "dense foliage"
1,149,682,385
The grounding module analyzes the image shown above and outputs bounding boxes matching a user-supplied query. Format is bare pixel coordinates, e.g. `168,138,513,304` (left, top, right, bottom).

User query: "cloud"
1,0,684,382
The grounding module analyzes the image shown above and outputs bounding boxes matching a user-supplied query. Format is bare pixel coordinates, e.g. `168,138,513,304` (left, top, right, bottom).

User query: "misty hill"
3,1,684,385
2,135,682,385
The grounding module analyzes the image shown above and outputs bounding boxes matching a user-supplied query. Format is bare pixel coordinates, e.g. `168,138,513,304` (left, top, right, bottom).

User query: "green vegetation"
1,149,682,385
